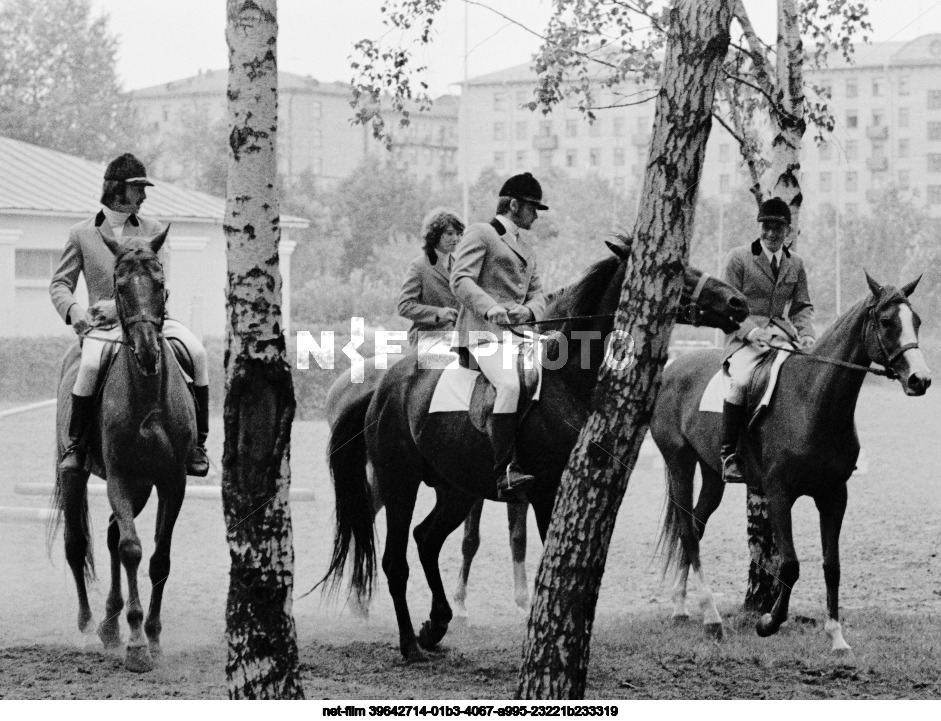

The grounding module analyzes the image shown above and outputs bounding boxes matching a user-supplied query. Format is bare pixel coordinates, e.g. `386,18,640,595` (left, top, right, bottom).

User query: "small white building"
0,136,308,338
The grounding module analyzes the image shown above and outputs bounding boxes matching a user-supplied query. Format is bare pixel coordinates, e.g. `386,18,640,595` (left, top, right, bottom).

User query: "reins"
753,340,900,379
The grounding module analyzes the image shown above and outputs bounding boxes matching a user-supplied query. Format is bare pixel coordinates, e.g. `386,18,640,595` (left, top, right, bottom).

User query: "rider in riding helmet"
450,172,547,500
50,153,211,477
720,197,816,485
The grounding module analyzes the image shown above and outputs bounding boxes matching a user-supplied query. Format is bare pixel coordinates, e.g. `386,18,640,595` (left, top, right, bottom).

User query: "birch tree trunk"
743,0,804,612
517,0,733,700
222,0,304,699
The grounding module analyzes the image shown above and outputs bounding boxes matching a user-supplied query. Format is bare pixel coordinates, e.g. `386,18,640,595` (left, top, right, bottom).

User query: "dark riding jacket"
397,253,461,347
722,239,815,362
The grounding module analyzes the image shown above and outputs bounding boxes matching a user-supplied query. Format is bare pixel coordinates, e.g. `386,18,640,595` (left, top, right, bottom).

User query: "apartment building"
460,34,941,217
128,70,459,192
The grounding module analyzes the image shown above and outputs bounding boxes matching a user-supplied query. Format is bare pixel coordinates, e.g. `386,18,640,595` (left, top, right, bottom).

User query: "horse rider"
50,153,211,477
450,172,547,500
397,207,464,350
720,196,816,484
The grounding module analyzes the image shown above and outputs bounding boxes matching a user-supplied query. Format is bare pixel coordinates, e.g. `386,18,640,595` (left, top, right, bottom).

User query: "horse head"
605,235,748,332
863,271,931,396
109,225,170,376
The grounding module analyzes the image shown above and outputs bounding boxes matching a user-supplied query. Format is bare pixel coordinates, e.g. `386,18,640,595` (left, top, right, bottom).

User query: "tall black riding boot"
187,385,210,477
59,394,96,473
720,401,748,484
487,413,534,501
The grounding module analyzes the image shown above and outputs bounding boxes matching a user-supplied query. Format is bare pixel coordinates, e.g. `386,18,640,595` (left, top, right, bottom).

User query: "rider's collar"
96,208,139,228
751,238,791,258
496,214,519,240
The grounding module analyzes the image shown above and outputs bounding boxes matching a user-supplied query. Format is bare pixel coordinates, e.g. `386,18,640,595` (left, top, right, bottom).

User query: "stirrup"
496,463,534,501
721,454,745,484
186,445,210,477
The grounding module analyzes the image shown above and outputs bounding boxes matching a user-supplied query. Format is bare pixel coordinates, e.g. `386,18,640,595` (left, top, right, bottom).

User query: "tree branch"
732,0,776,97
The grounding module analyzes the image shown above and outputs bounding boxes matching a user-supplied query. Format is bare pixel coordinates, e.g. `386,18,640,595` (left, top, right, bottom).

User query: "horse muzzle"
903,370,931,396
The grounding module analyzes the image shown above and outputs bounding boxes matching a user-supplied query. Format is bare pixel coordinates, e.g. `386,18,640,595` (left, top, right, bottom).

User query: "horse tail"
656,461,699,578
47,468,95,583
318,388,376,607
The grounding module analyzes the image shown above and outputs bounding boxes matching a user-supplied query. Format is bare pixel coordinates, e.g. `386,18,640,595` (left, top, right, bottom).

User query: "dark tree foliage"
0,0,138,161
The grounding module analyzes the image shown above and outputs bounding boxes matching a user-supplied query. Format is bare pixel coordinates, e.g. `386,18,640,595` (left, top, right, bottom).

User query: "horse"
49,226,196,672
651,272,931,650
321,238,749,661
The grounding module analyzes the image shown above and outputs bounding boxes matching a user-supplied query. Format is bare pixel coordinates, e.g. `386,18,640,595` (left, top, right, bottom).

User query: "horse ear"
149,224,170,254
901,274,922,298
864,270,882,297
605,233,633,261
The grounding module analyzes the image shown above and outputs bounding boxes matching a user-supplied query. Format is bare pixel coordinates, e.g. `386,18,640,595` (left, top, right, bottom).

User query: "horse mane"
812,285,906,351
546,254,622,318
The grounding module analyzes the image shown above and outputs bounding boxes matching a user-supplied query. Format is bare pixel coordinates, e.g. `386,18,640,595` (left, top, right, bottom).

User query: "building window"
846,140,859,162
516,150,528,168
311,101,322,119
819,143,832,161
613,117,625,137
899,107,910,128
845,203,859,216
613,177,626,193
929,154,941,173
720,174,730,194
589,148,600,167
494,92,507,112
589,120,601,138
900,138,910,157
929,90,941,110
846,111,858,129
872,79,883,97
613,147,626,166
846,80,857,98
719,144,730,162
845,171,858,192
14,249,59,280
539,149,554,168
929,186,941,205
566,119,577,138
493,122,505,141
312,157,322,175
929,122,941,141
872,111,884,127
897,170,910,190
494,151,506,169
566,149,577,168
899,77,910,96
515,91,529,108
516,121,528,141
311,130,322,149
539,120,553,137
820,172,832,192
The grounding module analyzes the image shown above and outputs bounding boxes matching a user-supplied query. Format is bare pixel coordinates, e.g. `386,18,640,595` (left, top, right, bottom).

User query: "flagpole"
462,1,470,226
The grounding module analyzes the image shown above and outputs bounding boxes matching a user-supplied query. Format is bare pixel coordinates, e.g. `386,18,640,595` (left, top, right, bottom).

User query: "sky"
91,0,941,96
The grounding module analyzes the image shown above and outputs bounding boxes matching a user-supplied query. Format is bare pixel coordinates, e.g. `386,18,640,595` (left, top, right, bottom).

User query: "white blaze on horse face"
898,304,930,378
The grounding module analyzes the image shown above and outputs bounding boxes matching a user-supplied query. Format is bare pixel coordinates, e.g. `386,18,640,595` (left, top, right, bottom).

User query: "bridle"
861,296,919,378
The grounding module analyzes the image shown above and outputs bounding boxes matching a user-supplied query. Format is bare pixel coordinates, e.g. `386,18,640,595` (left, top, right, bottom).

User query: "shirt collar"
761,242,783,264
496,214,519,239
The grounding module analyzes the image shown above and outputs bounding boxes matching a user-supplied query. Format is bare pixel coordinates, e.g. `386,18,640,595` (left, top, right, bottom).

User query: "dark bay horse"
322,239,748,661
652,273,931,650
50,226,196,672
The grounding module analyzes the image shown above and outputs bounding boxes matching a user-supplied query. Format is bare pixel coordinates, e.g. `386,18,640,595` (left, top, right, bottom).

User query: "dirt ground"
1,376,940,700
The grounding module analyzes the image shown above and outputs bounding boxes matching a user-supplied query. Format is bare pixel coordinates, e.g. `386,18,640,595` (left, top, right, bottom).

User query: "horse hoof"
125,645,154,673
417,620,448,650
402,645,428,664
671,613,691,624
756,613,778,638
148,640,164,662
705,622,724,641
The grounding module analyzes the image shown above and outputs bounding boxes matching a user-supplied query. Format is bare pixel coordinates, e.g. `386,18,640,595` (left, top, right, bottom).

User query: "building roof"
129,69,354,99
0,135,308,228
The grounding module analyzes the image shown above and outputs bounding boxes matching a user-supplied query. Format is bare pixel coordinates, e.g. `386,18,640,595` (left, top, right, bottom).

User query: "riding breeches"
725,328,792,406
471,337,521,415
72,319,209,396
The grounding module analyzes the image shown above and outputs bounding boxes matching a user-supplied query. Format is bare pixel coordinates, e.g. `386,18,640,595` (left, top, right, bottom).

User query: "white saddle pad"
428,341,544,414
698,350,788,413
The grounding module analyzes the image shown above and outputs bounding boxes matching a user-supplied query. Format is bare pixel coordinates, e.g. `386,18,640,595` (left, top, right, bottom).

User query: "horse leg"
756,494,799,638
109,488,154,672
61,469,95,636
693,463,724,638
816,483,851,653
381,472,423,662
670,565,691,621
452,498,483,623
144,478,186,661
414,489,477,651
507,502,530,615
97,514,124,649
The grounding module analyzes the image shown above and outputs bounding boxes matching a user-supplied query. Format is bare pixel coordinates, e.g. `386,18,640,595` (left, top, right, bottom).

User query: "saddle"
459,343,540,434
